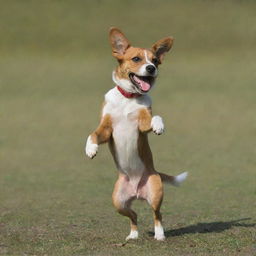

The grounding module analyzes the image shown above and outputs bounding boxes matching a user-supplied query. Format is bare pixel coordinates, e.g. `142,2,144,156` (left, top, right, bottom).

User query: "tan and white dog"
85,28,187,241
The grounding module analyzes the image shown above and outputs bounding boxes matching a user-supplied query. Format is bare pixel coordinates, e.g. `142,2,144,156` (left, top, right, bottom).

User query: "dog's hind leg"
146,173,165,240
112,174,138,240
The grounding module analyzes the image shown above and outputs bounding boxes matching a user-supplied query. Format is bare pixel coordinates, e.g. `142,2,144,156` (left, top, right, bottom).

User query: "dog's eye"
152,58,159,65
131,56,142,62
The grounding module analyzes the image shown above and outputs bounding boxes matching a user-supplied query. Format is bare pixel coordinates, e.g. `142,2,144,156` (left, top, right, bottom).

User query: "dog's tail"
158,171,188,187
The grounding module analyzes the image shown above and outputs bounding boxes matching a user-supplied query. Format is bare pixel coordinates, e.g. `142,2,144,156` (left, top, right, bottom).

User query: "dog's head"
109,27,174,95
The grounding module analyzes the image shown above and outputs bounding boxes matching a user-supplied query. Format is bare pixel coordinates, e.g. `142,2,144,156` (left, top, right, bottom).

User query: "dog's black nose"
146,65,156,74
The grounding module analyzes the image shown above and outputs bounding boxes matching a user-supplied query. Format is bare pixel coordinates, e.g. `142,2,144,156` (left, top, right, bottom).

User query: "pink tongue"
134,76,151,91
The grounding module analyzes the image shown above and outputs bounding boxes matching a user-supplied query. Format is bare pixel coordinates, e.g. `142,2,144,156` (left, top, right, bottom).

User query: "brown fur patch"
109,27,130,59
90,114,112,145
147,173,163,210
138,107,152,133
137,108,155,171
151,37,174,63
137,133,155,172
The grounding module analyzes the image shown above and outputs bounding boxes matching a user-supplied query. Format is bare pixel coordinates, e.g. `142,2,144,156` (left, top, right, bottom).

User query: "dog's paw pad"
151,116,164,135
85,136,98,159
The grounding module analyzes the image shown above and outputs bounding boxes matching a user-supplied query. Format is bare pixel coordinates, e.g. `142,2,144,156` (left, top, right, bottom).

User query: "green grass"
0,1,256,255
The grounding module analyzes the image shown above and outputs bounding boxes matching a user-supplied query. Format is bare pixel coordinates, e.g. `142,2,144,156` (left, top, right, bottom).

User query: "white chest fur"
103,88,151,178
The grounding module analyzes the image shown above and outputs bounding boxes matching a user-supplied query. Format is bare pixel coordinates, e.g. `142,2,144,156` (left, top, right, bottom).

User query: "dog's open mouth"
129,73,155,93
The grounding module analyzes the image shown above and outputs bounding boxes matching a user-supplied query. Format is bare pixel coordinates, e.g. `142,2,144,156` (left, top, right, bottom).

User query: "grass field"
0,1,256,255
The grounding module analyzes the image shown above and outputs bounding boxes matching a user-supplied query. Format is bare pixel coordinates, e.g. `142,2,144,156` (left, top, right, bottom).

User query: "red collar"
116,86,141,98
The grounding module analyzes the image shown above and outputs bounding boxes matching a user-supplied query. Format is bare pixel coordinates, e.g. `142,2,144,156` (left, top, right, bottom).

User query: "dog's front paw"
151,116,164,135
85,135,98,159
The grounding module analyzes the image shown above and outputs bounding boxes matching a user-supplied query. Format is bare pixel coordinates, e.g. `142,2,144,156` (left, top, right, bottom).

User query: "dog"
85,27,187,241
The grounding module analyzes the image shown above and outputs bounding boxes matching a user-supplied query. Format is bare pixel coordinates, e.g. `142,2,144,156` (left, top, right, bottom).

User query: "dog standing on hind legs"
85,27,188,241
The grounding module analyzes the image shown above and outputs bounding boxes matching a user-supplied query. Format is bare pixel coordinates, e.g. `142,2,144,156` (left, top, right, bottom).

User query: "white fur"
154,225,165,241
126,230,139,240
172,172,188,187
103,87,152,182
144,50,153,65
137,63,149,76
151,115,164,135
112,71,134,93
85,135,98,158
137,51,158,77
144,50,157,76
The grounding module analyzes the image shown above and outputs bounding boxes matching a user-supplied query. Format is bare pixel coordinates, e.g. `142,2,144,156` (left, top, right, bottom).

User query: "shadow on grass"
149,218,255,237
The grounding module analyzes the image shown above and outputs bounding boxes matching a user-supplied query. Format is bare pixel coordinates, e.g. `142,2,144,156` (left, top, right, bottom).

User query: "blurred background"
0,1,255,255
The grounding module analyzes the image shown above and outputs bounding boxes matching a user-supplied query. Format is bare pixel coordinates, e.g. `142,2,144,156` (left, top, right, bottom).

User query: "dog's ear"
151,37,174,64
109,27,130,60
